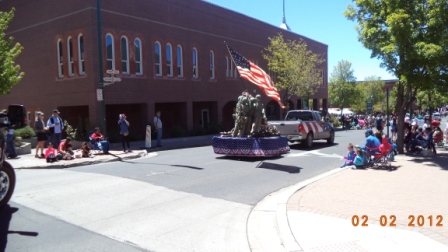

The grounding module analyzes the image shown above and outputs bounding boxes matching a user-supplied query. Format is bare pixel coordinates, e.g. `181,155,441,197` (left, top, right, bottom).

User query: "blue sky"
204,0,397,81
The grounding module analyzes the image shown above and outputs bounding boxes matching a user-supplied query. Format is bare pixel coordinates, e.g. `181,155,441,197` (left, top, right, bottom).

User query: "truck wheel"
327,130,335,144
0,161,16,209
303,132,313,148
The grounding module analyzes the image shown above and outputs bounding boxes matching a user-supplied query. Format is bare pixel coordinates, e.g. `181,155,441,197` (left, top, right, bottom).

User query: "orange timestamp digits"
351,215,443,227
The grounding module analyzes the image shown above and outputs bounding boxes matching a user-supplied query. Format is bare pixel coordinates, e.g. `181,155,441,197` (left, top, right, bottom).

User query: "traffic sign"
96,89,103,101
106,69,119,74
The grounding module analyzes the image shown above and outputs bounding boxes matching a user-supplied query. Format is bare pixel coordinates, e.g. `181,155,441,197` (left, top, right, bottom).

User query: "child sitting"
352,148,364,169
79,142,93,158
379,136,392,155
44,142,58,163
340,143,356,168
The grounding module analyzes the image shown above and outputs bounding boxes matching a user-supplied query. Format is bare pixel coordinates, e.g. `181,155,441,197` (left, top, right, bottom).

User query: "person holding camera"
119,114,131,152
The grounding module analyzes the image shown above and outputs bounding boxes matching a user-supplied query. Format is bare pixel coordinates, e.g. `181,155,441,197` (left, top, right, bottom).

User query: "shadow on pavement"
289,142,339,151
170,164,203,170
256,161,302,174
215,156,282,162
0,205,38,251
405,151,448,170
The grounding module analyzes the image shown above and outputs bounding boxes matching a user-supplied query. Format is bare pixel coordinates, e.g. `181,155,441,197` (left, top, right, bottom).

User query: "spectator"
34,111,48,158
44,142,57,163
58,138,73,160
376,114,383,132
410,127,433,154
153,111,163,147
351,148,364,169
118,114,131,152
357,129,381,160
391,118,397,142
91,127,110,153
6,124,17,159
79,142,93,158
340,143,356,168
47,109,64,148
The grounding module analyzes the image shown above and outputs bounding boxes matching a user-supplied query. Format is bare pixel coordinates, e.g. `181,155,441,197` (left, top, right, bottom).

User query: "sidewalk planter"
16,142,31,155
22,137,38,148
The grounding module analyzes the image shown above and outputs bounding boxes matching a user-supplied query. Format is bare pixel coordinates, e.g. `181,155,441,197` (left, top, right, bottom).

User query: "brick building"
0,0,328,139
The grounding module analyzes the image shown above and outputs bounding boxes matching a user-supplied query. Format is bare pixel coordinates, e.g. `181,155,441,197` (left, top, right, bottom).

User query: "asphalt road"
2,129,366,252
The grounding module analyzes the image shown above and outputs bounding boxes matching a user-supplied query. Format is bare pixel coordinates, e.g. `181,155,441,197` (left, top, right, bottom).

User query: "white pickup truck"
268,110,335,148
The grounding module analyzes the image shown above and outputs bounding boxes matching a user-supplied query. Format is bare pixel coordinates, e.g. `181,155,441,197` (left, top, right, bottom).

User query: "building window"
155,41,161,76
177,45,183,77
121,36,129,74
78,34,85,75
106,34,115,70
201,109,209,128
134,38,142,75
209,50,215,80
166,43,172,77
57,39,64,78
225,56,229,77
67,37,74,76
192,47,198,78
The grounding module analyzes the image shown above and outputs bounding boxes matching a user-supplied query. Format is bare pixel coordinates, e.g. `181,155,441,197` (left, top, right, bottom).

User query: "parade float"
212,92,290,157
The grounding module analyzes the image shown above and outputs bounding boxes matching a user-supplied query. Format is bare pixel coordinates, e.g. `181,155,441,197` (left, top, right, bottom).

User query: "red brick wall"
0,0,328,135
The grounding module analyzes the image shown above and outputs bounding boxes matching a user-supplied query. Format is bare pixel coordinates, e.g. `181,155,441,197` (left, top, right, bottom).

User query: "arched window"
166,43,172,77
67,37,74,76
78,34,85,75
106,34,115,70
155,41,161,76
134,38,142,75
209,50,215,79
225,56,229,78
121,36,129,74
176,45,183,77
57,39,64,78
192,47,198,78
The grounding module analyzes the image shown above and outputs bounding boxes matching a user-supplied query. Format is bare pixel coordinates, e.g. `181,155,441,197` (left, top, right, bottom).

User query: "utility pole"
96,0,106,134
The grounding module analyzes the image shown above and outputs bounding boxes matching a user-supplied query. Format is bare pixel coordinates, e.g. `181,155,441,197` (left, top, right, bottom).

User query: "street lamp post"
96,0,107,134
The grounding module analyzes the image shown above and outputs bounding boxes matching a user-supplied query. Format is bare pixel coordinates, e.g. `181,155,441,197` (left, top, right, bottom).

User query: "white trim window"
192,47,198,78
106,34,115,70
166,43,173,77
121,36,129,74
134,38,142,75
176,45,183,77
67,37,74,76
57,39,64,78
209,50,215,80
78,34,85,75
155,41,162,76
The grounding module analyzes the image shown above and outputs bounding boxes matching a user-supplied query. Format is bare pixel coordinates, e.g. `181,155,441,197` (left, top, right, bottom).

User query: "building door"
201,109,209,128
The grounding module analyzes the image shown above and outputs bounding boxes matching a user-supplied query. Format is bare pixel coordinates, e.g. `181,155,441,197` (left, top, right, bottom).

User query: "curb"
246,167,347,252
13,151,150,170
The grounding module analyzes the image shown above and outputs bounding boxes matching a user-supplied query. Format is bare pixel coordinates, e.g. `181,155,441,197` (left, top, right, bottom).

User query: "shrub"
64,118,90,141
14,126,35,139
169,125,186,138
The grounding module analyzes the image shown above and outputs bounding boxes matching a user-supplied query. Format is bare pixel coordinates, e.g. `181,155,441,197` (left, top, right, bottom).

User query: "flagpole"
224,41,247,91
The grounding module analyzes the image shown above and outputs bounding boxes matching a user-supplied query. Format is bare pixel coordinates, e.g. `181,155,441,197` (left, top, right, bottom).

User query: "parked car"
268,110,335,148
433,112,441,121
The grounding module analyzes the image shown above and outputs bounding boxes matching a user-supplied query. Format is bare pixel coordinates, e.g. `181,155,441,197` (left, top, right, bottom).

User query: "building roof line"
6,7,92,35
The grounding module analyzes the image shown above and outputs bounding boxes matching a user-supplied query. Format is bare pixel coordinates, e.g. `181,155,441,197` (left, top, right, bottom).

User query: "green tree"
263,33,324,103
345,0,448,153
328,60,361,114
0,8,24,95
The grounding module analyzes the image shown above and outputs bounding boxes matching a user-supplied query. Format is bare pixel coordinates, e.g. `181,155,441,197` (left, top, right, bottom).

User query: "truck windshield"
286,111,313,121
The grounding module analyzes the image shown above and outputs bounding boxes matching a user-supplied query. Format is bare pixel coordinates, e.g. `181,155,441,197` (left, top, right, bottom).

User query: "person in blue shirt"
341,143,356,168
351,148,364,169
356,129,381,161
118,114,131,152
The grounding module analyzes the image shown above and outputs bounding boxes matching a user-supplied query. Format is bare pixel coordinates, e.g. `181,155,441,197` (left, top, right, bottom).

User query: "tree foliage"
328,60,360,112
345,0,448,153
0,8,24,95
262,33,324,101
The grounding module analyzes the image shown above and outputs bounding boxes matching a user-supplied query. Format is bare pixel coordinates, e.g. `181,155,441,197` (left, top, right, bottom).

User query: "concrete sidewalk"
7,134,215,169
249,145,448,252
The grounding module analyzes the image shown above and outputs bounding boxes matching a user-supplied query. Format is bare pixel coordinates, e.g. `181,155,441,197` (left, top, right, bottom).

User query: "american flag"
228,46,285,108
